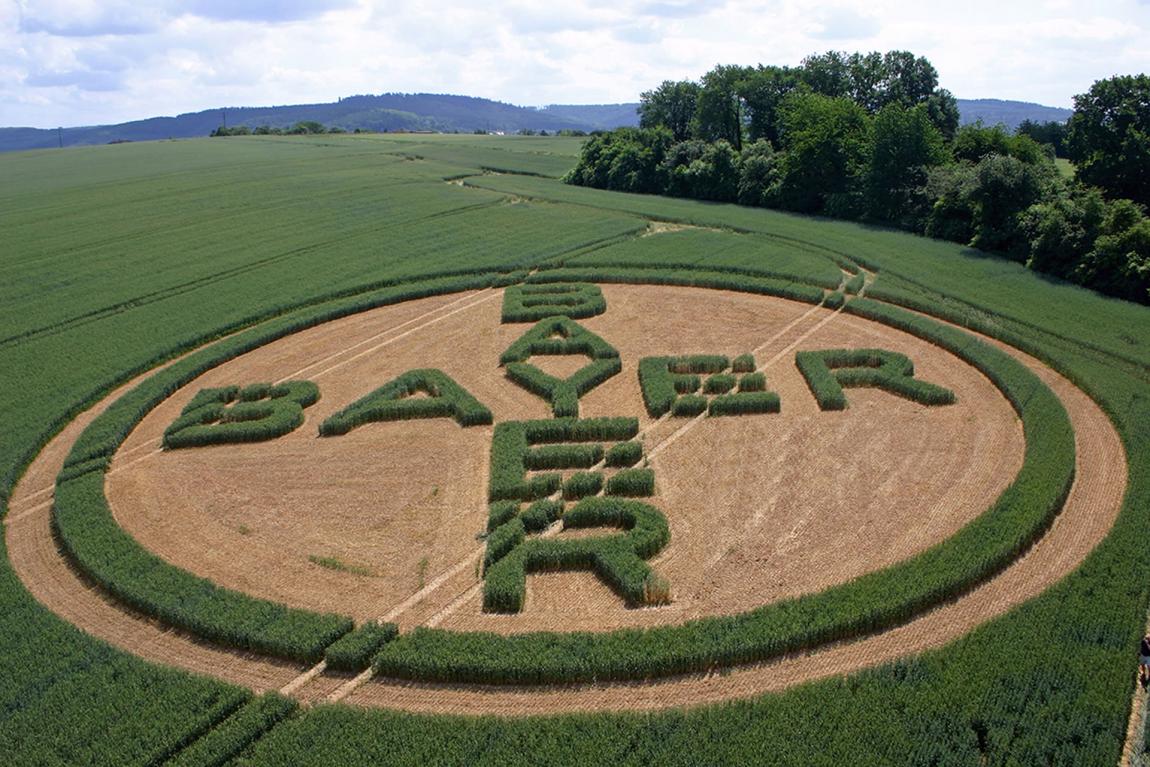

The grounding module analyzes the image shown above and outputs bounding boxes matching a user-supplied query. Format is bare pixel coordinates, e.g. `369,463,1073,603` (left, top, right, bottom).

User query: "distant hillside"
1,94,1072,153
956,99,1072,130
0,94,640,153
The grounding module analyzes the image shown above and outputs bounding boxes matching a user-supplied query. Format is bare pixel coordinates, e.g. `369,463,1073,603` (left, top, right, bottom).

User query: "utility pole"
57,127,63,149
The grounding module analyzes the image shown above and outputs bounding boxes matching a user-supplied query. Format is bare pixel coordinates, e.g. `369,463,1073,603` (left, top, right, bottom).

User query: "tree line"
565,52,1150,304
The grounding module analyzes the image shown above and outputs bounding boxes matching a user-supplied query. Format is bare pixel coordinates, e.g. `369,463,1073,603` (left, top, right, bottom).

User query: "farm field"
2,133,1150,765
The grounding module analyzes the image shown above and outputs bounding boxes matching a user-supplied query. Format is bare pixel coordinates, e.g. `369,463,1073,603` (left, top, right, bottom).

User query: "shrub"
323,622,399,672
163,381,319,449
318,369,491,435
502,283,607,323
605,441,643,467
795,348,956,410
606,468,655,497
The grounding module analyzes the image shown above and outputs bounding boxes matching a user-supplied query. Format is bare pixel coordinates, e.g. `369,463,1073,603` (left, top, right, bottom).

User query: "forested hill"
1,93,1068,153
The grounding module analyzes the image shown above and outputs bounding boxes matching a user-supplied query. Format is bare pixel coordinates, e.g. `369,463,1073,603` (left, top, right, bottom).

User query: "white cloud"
2,0,1149,128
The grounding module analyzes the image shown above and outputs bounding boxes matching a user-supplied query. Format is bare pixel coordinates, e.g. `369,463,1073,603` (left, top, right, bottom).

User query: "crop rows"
640,353,780,418
501,282,606,323
795,348,956,410
167,694,298,767
371,300,1074,684
324,622,400,672
318,369,492,435
163,381,319,449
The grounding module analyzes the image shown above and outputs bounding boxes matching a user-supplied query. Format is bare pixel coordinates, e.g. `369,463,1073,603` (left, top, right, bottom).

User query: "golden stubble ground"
100,284,1022,634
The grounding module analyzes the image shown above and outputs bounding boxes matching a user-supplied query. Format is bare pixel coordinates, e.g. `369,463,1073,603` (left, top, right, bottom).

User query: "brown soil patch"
98,285,1022,634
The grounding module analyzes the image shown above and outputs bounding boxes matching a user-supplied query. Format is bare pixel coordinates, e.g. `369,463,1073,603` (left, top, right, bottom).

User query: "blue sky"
3,0,1149,128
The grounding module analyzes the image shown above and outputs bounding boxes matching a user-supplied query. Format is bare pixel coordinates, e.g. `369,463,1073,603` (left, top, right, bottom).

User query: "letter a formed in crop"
318,369,493,435
795,348,956,410
163,381,320,449
500,317,622,417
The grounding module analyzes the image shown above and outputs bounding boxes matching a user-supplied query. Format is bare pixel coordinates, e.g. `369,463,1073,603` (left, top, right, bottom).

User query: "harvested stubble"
372,300,1074,685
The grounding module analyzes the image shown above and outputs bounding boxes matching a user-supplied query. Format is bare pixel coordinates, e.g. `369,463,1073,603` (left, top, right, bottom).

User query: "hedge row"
796,348,956,410
163,381,319,449
732,353,756,373
318,369,492,435
371,299,1075,684
53,471,352,663
605,468,655,497
738,372,767,391
708,391,782,416
523,443,603,470
499,316,618,365
167,694,298,767
703,373,737,394
49,274,497,665
323,622,399,672
480,497,671,613
501,282,606,323
563,471,603,500
844,271,866,294
519,499,564,532
604,441,643,467
671,394,708,416
488,417,639,502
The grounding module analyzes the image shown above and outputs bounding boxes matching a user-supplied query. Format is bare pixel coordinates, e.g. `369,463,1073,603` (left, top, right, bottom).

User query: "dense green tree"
1017,119,1069,158
692,65,751,149
774,92,871,214
1020,186,1106,279
737,66,802,146
865,104,949,224
565,127,672,193
1073,198,1150,300
969,154,1053,258
638,80,702,142
662,140,740,202
924,89,960,141
1067,74,1150,207
737,139,779,206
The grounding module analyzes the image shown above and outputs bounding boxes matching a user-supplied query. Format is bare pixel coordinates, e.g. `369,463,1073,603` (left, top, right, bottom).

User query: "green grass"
2,134,1149,764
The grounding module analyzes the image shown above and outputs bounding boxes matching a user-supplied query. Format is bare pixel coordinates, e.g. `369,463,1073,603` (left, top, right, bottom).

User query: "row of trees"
210,121,342,137
567,54,1150,304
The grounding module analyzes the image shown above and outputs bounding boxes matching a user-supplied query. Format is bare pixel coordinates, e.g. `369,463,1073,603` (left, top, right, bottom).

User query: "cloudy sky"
3,0,1149,128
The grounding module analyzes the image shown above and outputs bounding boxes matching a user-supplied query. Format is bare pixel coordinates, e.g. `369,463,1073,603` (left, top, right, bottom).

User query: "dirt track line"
379,300,845,632
273,289,493,384
279,661,327,696
294,291,499,383
647,302,844,463
333,324,1125,714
